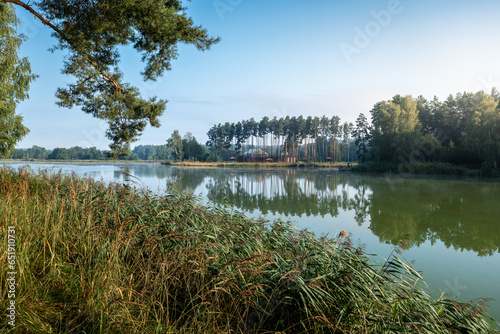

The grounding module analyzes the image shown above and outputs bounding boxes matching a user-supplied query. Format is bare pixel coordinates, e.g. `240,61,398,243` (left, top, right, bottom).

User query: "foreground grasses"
0,167,497,333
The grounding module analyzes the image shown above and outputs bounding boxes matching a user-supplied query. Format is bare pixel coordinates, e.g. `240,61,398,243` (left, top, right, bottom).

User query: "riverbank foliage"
352,161,500,177
359,91,500,172
1,167,498,333
167,161,352,169
2,140,205,162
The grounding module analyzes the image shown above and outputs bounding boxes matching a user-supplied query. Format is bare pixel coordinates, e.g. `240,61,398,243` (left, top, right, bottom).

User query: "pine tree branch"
3,0,124,92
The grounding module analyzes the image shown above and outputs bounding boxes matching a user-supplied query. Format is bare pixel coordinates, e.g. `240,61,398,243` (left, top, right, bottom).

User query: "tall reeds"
0,166,497,333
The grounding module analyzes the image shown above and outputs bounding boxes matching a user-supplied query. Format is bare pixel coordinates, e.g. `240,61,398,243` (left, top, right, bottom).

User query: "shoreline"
352,161,500,178
166,161,353,169
1,159,354,169
3,159,500,179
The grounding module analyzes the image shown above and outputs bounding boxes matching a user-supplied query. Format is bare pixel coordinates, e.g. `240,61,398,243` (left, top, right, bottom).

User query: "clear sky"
13,0,500,150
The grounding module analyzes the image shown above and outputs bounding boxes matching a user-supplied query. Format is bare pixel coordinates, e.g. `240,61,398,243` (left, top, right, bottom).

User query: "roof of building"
241,148,268,156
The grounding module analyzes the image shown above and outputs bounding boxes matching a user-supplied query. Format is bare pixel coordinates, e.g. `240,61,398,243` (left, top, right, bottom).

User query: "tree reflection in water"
4,162,498,257
161,168,499,257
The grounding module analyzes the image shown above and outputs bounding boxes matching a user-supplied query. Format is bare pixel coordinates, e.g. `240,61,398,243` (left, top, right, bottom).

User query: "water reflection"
2,162,499,257
365,177,500,257
204,169,346,217
163,168,499,257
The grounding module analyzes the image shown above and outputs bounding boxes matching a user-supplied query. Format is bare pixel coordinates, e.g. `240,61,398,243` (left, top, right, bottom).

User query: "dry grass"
168,161,356,169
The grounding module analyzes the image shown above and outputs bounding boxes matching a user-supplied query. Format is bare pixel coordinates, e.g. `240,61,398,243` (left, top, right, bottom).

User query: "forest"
205,89,500,171
366,90,500,171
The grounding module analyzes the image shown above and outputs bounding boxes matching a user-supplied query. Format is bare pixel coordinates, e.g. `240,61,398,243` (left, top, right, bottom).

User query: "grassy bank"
167,161,354,169
0,167,498,333
2,159,352,169
0,159,157,164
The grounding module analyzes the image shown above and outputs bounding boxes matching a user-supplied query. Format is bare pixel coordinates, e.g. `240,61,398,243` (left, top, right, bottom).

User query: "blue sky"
14,0,500,149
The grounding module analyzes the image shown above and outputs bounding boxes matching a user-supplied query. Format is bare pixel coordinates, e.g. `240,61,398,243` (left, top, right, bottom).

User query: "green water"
3,162,500,324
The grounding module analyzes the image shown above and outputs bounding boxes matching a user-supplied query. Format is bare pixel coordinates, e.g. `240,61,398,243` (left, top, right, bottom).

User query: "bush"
205,153,217,162
354,161,489,177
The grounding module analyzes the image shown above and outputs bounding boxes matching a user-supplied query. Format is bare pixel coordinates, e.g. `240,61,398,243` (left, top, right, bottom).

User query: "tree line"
357,89,500,171
5,146,105,160
4,145,162,161
204,89,499,170
2,131,208,161
206,116,358,162
165,131,206,162
6,89,497,168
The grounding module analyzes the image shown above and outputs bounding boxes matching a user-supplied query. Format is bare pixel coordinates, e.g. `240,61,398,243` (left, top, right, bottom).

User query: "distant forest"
3,89,498,170
1,131,207,161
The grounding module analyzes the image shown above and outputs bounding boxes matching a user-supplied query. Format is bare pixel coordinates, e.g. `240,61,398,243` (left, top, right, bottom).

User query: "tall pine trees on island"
205,115,352,163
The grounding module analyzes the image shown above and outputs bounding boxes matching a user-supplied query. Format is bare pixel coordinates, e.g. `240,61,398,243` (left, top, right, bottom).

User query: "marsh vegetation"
1,166,498,333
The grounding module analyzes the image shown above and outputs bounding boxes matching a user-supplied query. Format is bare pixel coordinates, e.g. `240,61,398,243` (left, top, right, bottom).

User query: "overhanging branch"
3,0,125,93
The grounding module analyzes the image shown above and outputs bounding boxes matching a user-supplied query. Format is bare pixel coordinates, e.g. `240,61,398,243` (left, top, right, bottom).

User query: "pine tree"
2,1,219,157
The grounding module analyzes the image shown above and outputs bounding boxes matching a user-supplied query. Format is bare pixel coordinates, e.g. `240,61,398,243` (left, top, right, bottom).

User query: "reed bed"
0,166,497,333
167,161,353,169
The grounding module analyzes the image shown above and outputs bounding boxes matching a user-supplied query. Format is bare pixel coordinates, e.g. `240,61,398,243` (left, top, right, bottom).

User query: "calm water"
3,161,500,323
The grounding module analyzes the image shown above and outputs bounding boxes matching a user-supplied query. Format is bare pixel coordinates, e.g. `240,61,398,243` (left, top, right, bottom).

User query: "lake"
2,161,500,324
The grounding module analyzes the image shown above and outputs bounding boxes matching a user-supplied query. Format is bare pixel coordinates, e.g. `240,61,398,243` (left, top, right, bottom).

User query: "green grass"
0,166,498,333
169,161,354,169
